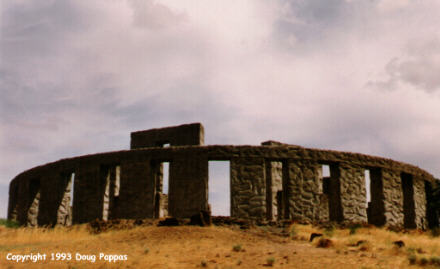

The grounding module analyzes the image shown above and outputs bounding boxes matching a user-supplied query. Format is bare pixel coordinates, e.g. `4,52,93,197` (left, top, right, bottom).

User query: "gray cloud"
1,0,440,218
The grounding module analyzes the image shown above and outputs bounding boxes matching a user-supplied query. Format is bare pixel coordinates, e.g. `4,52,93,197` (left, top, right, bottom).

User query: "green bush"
266,257,275,266
349,223,362,235
232,244,242,252
0,219,20,228
408,254,417,265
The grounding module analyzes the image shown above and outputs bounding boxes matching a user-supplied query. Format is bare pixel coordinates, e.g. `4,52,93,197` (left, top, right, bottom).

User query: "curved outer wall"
7,124,439,229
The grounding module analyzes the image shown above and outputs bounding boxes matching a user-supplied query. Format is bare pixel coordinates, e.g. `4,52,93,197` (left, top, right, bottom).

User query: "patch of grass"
349,223,362,235
324,224,335,238
429,256,440,265
266,257,275,266
408,254,417,265
0,218,20,228
419,256,429,266
232,244,242,252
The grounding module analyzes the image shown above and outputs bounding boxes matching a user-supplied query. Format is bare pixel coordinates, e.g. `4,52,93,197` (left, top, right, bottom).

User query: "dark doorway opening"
366,168,385,226
401,173,416,229
322,164,343,223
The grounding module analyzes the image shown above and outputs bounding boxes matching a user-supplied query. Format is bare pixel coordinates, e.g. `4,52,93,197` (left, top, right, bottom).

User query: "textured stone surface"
131,123,204,149
7,124,438,228
413,176,427,229
231,157,266,220
382,169,404,227
169,157,208,218
339,163,368,223
287,160,322,223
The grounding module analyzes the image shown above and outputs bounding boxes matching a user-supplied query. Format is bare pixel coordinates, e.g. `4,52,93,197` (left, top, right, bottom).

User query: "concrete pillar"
72,165,103,224
382,169,404,227
413,177,427,229
117,161,154,219
231,157,266,220
168,157,209,218
7,181,19,222
38,172,70,226
339,163,368,223
287,160,322,223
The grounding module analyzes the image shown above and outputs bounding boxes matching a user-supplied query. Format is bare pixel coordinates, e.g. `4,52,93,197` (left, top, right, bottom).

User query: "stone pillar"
117,161,154,219
231,157,266,220
168,157,209,218
413,177,427,229
56,173,73,226
38,172,69,226
382,169,404,227
287,160,322,223
7,181,19,222
339,163,368,223
72,165,103,224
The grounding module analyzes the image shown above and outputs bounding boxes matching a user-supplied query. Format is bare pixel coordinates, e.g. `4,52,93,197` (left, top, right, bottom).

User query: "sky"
1,0,440,217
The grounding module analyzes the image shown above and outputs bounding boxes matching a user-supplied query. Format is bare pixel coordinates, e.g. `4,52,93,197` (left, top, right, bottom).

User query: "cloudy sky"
1,0,440,217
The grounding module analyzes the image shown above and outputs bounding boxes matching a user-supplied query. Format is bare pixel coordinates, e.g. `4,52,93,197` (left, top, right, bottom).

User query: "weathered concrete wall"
231,157,266,220
413,176,427,229
339,163,368,223
8,124,439,228
131,123,204,149
73,165,103,224
382,169,404,227
116,161,155,219
287,160,322,223
169,156,209,218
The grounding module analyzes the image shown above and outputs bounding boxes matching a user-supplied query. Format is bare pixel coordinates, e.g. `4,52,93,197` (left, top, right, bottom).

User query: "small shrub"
0,219,20,228
289,224,297,237
266,257,275,266
430,256,440,265
316,238,333,248
408,254,417,265
349,223,362,235
201,260,207,267
232,244,242,252
144,248,149,254
324,224,335,237
431,227,440,237
420,257,428,266
236,259,242,266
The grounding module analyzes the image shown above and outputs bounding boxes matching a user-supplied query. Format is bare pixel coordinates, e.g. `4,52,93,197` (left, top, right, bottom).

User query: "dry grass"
0,222,439,268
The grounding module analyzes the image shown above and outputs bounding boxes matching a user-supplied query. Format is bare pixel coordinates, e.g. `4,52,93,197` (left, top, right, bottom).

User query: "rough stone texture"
56,173,73,226
7,123,439,228
27,191,40,227
382,169,404,227
73,165,104,224
116,161,155,219
169,156,209,218
131,123,204,149
287,160,323,223
339,163,368,223
231,157,266,220
413,176,427,229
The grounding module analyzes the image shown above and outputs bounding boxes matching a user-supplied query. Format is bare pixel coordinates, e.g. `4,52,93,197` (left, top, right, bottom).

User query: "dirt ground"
0,220,438,268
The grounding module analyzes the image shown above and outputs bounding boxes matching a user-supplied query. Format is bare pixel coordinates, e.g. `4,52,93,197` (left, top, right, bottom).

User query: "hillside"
0,219,439,268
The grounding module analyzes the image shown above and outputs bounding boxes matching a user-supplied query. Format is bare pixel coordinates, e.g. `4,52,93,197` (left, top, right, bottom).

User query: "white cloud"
1,0,440,218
